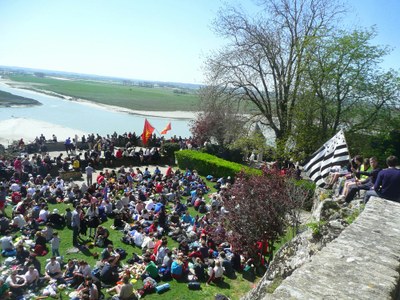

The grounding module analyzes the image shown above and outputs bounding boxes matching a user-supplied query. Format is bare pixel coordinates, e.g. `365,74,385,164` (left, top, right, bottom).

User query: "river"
0,82,193,146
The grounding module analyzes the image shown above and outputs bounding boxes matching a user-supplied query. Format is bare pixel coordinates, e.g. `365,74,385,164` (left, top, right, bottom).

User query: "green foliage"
291,27,400,160
160,142,180,161
266,276,283,294
202,144,243,163
306,221,326,237
293,179,316,211
344,204,365,225
175,150,261,178
229,131,276,161
347,129,400,166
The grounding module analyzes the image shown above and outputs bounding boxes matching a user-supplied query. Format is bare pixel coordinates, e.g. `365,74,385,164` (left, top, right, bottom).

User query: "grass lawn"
6,75,199,112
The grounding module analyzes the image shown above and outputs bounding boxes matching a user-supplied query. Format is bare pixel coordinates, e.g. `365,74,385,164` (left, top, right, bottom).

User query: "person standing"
71,206,82,247
50,232,60,257
85,163,94,186
364,155,400,203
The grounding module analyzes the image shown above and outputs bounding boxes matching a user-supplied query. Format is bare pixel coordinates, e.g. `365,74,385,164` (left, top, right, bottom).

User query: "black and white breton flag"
304,130,350,187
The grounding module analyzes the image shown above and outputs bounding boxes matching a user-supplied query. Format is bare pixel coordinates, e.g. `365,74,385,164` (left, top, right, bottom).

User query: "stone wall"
245,197,400,299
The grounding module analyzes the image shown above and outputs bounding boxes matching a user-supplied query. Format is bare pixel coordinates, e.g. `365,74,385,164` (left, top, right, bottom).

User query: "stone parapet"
250,197,400,300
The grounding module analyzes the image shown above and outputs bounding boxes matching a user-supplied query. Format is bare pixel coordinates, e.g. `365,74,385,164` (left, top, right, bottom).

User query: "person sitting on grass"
0,277,11,300
73,260,92,288
190,257,207,281
101,244,120,267
94,225,110,247
63,259,78,286
6,270,26,299
75,276,98,300
170,253,185,280
206,260,224,285
141,257,159,281
45,256,62,281
24,265,40,290
107,275,138,300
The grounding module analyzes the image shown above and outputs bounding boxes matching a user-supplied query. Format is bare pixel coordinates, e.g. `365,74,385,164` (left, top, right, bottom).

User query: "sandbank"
0,118,87,146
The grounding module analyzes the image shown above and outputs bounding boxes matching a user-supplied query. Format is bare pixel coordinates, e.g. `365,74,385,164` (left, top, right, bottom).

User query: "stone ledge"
259,197,400,300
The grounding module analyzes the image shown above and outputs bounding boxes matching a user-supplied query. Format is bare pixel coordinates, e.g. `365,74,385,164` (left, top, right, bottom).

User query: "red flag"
141,119,155,145
160,122,172,135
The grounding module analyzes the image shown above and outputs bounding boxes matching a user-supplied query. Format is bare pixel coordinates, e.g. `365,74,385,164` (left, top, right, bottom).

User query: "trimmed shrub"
175,150,261,178
160,142,181,163
202,144,243,163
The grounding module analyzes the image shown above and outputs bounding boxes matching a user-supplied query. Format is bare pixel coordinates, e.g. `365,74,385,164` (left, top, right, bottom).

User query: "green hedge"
175,150,261,178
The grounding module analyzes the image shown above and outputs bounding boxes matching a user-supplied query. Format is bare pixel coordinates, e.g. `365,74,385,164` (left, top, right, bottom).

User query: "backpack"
188,282,201,290
115,248,127,260
142,277,157,292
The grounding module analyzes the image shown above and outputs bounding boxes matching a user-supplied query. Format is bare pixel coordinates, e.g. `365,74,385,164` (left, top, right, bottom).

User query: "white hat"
52,209,59,214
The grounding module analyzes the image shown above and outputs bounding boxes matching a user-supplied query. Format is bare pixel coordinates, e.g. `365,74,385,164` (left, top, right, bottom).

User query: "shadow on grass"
215,280,230,289
73,238,97,257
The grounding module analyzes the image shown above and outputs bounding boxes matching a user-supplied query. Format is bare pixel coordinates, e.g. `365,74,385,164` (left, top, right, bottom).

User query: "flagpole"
154,128,162,137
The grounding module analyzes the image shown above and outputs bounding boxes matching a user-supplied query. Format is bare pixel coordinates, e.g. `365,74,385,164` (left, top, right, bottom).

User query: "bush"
175,150,261,178
202,144,243,163
294,179,316,211
160,142,181,163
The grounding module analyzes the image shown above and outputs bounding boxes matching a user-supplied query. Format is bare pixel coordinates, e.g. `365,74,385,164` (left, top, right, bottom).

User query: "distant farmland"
6,74,200,111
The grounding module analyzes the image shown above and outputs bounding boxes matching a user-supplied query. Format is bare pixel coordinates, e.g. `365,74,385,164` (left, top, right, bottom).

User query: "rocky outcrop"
243,197,400,299
243,189,356,299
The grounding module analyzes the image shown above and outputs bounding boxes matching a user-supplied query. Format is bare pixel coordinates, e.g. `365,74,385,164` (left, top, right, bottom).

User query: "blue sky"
0,0,398,84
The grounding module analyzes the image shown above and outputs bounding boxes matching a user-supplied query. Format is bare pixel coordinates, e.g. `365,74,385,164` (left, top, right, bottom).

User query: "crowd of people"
0,134,252,300
326,155,400,205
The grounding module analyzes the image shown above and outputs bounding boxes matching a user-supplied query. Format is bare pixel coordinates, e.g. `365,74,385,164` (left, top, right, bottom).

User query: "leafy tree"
208,169,304,260
205,0,345,148
293,28,400,155
229,125,276,162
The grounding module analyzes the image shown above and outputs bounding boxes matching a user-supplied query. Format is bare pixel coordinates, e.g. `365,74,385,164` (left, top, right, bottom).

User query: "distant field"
0,90,41,107
6,74,200,111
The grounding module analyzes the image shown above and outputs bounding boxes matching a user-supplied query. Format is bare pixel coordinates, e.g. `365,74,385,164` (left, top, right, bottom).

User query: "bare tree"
205,0,345,149
190,85,245,147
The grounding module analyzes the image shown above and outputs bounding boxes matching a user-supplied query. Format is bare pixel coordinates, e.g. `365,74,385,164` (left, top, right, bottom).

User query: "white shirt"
133,231,143,247
39,209,49,222
0,236,14,250
145,200,155,211
45,261,61,274
214,265,224,278
24,269,39,284
12,214,26,229
10,183,20,192
141,236,155,250
27,186,36,195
